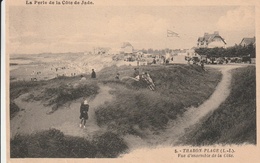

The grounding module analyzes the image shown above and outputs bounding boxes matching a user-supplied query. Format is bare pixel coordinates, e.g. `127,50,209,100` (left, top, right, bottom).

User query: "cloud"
217,6,255,31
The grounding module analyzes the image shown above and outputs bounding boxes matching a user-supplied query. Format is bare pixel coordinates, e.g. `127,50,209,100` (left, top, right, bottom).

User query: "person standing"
91,69,96,78
133,68,139,78
200,61,205,71
79,98,89,128
115,73,120,79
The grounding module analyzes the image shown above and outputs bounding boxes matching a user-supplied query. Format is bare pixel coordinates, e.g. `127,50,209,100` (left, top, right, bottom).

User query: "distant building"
121,42,134,54
186,49,197,57
197,31,227,48
240,37,255,46
135,50,143,56
93,47,110,55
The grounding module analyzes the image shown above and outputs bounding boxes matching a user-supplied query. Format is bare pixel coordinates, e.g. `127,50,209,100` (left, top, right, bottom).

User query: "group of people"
113,68,156,91
133,68,156,91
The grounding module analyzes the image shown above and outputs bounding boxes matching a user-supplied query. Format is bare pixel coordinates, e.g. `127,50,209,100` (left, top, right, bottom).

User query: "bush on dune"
92,132,128,158
10,77,100,115
10,80,48,118
33,81,99,111
10,101,20,119
11,129,128,158
96,89,186,135
10,80,47,100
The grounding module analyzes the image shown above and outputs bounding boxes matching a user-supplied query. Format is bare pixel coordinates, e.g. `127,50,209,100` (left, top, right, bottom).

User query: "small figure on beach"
91,69,96,78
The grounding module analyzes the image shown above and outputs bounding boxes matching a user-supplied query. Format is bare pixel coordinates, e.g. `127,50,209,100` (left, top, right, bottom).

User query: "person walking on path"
79,98,89,128
91,69,96,78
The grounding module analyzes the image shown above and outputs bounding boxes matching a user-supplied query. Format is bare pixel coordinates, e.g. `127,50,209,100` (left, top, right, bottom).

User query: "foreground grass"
181,66,256,145
11,129,128,158
96,64,222,135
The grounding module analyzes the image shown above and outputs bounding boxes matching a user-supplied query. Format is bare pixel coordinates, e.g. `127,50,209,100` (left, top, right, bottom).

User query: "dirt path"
11,84,113,139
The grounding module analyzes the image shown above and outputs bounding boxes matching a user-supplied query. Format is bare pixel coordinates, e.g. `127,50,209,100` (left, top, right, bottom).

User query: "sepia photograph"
3,0,260,162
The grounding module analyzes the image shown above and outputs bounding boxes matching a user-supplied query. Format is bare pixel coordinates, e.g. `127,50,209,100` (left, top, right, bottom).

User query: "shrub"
93,132,129,158
35,82,99,111
10,101,20,119
10,80,47,100
10,129,128,158
62,136,97,158
10,134,29,158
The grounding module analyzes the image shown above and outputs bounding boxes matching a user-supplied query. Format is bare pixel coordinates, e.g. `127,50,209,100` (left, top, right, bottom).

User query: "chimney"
214,31,219,35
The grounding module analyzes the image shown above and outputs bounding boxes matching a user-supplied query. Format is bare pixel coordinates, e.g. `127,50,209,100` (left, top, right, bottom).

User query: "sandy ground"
10,84,114,139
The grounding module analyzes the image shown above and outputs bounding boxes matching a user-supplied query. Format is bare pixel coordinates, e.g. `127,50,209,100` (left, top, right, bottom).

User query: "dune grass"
10,129,128,158
10,76,100,114
95,64,222,135
10,80,48,118
181,66,256,145
34,81,99,111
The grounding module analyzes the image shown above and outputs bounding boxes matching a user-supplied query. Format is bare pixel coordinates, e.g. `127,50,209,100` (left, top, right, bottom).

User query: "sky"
9,5,255,54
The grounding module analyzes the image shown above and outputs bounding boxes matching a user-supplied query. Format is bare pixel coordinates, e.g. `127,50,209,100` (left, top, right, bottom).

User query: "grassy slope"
181,66,256,145
95,64,222,135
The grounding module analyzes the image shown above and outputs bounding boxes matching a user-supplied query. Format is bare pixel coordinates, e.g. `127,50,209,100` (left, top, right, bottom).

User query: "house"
185,49,195,57
121,42,134,54
240,37,255,46
197,31,227,48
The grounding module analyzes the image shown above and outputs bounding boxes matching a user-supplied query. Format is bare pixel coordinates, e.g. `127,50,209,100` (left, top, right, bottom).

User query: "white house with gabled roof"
197,31,227,48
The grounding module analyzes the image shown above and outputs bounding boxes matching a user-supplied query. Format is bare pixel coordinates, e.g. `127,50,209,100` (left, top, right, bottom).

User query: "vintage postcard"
2,0,260,162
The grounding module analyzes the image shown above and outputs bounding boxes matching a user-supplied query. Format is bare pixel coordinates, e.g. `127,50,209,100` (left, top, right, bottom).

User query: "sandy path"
11,84,113,139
